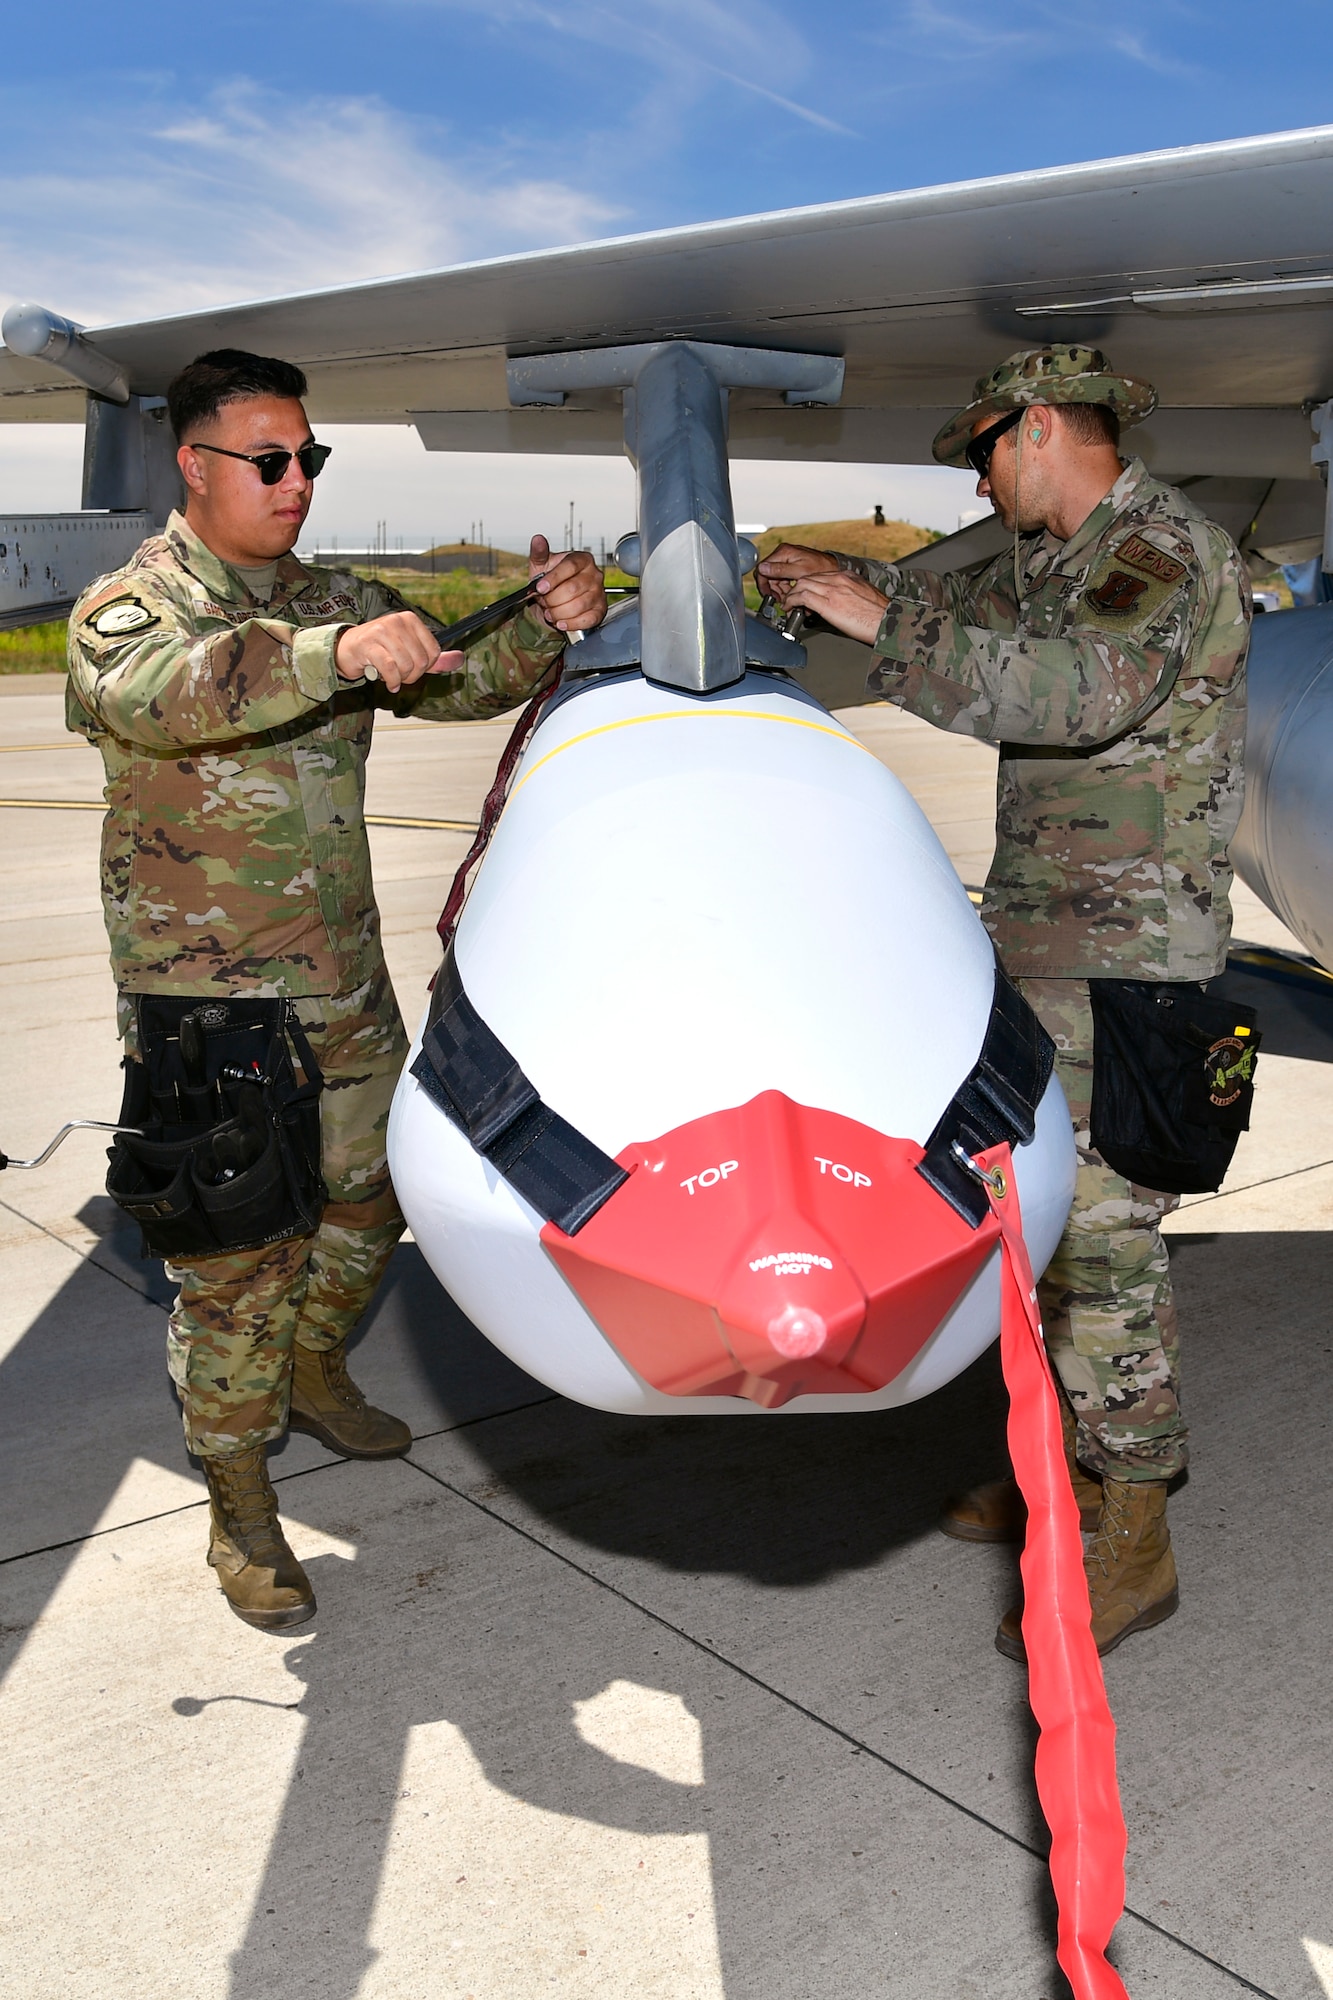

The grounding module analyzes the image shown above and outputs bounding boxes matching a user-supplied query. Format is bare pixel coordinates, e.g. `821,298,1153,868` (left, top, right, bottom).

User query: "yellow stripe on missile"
508,707,874,801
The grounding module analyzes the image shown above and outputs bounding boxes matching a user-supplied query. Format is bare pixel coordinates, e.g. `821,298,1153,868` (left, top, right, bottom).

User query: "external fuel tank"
1232,601,1333,970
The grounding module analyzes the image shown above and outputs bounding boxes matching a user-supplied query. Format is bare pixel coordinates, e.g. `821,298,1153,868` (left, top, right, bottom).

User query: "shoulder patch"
86,595,159,639
1115,533,1188,586
1078,531,1191,629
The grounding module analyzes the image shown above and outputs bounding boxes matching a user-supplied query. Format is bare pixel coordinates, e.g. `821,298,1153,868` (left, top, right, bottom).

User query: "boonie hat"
932,345,1157,468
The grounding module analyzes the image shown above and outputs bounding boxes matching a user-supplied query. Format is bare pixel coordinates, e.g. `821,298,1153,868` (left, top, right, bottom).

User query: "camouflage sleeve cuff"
847,555,906,596
507,604,567,662
871,597,944,668
291,623,346,700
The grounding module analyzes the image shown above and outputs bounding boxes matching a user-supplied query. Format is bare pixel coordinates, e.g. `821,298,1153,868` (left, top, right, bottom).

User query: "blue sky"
2,1,1328,546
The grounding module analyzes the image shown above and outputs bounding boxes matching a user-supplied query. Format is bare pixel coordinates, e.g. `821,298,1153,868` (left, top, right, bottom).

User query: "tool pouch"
1088,979,1261,1195
105,996,326,1260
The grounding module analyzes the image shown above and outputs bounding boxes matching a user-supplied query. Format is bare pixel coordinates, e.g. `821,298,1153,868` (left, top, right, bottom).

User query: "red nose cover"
540,1090,1001,1407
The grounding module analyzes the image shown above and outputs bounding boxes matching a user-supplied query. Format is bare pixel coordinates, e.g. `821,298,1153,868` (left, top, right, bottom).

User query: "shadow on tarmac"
5,1186,1331,1995
384,1239,1016,1588
0,1203,1041,1998
1210,956,1333,1063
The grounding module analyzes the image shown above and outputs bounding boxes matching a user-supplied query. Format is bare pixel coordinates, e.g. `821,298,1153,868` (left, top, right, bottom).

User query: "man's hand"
755,542,841,604
335,612,463,691
529,534,607,634
776,569,891,648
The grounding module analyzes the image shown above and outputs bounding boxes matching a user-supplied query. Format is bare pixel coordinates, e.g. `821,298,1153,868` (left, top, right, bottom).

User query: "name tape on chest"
195,590,357,623
292,592,358,620
85,595,159,640
1080,530,1190,628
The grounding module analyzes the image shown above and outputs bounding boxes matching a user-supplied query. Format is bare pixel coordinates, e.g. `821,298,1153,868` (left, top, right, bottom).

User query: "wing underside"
4,126,1332,494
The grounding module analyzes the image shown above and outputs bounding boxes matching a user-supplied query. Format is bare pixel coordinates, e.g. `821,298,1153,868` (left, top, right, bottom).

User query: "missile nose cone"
541,1089,1001,1409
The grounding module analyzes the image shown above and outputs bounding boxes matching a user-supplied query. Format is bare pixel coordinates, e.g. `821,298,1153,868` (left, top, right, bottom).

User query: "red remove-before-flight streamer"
980,1143,1130,2000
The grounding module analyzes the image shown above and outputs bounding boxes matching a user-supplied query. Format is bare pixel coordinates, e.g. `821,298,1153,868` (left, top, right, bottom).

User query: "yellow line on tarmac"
0,797,103,811
1228,942,1333,989
0,796,479,831
365,814,478,831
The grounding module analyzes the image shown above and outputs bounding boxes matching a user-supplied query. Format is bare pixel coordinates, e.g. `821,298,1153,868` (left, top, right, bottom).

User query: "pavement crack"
403,1454,1279,2000
0,1196,167,1311
396,1393,556,1445
0,1398,556,1567
1175,1153,1333,1210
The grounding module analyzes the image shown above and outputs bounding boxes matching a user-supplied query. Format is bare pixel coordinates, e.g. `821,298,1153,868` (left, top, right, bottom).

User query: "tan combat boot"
288,1342,412,1459
938,1398,1102,1543
995,1475,1178,1662
204,1446,315,1631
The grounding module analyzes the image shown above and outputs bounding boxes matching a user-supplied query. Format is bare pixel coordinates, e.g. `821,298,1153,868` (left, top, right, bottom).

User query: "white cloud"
0,80,622,328
889,0,1202,78
397,0,852,136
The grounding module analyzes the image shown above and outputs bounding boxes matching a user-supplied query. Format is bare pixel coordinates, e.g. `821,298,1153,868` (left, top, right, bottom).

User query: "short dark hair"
167,349,309,441
1059,402,1120,450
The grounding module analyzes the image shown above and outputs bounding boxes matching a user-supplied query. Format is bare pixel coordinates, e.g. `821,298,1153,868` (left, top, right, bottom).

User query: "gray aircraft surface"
3,123,1333,966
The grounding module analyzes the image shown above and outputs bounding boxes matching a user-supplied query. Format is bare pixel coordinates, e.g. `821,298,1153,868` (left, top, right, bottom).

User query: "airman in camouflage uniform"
68,347,606,1629
758,346,1250,1657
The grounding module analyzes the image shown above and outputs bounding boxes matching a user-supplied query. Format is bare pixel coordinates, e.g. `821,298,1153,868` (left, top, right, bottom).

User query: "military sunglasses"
964,408,1024,479
190,440,333,485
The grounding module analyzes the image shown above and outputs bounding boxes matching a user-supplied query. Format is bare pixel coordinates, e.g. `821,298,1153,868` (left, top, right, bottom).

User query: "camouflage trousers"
145,967,410,1459
1016,976,1185,1483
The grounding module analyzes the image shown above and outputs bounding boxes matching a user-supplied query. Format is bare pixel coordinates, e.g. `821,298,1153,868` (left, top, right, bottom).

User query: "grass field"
0,565,556,674
0,620,69,673
0,527,933,673
4,540,1292,673
753,517,939,564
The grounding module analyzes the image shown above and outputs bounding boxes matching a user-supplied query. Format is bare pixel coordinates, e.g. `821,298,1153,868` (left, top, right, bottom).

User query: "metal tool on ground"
0,1120,139,1171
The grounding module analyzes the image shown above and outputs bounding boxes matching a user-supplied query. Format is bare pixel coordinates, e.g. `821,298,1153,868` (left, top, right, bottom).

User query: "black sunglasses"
964,408,1024,479
191,440,333,485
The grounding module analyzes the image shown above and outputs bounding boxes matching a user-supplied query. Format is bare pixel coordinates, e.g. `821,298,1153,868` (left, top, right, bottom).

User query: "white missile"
387,342,1077,1415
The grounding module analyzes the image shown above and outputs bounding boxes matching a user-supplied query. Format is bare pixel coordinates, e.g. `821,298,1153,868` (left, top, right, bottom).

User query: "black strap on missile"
437,657,564,949
431,577,541,651
410,945,628,1236
917,963,1056,1229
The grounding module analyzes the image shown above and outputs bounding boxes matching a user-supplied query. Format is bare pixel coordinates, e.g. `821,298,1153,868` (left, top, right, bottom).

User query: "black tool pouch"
1088,979,1261,1195
106,997,326,1260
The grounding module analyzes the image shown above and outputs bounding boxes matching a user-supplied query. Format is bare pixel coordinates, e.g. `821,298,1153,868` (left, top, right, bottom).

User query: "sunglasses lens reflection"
253,444,331,484
965,410,1022,477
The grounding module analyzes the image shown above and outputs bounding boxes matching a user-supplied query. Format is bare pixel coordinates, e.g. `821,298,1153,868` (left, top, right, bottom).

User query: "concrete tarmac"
2,674,1332,2000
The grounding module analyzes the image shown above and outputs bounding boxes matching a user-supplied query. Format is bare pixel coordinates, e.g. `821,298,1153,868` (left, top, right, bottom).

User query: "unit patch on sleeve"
87,596,159,639
1079,530,1190,628
1115,533,1187,586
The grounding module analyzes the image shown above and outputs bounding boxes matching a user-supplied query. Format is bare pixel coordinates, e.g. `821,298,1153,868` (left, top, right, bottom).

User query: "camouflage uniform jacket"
67,511,564,997
849,458,1250,981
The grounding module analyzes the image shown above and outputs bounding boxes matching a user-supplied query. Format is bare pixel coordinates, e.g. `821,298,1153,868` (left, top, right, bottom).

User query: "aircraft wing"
5,124,1333,486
